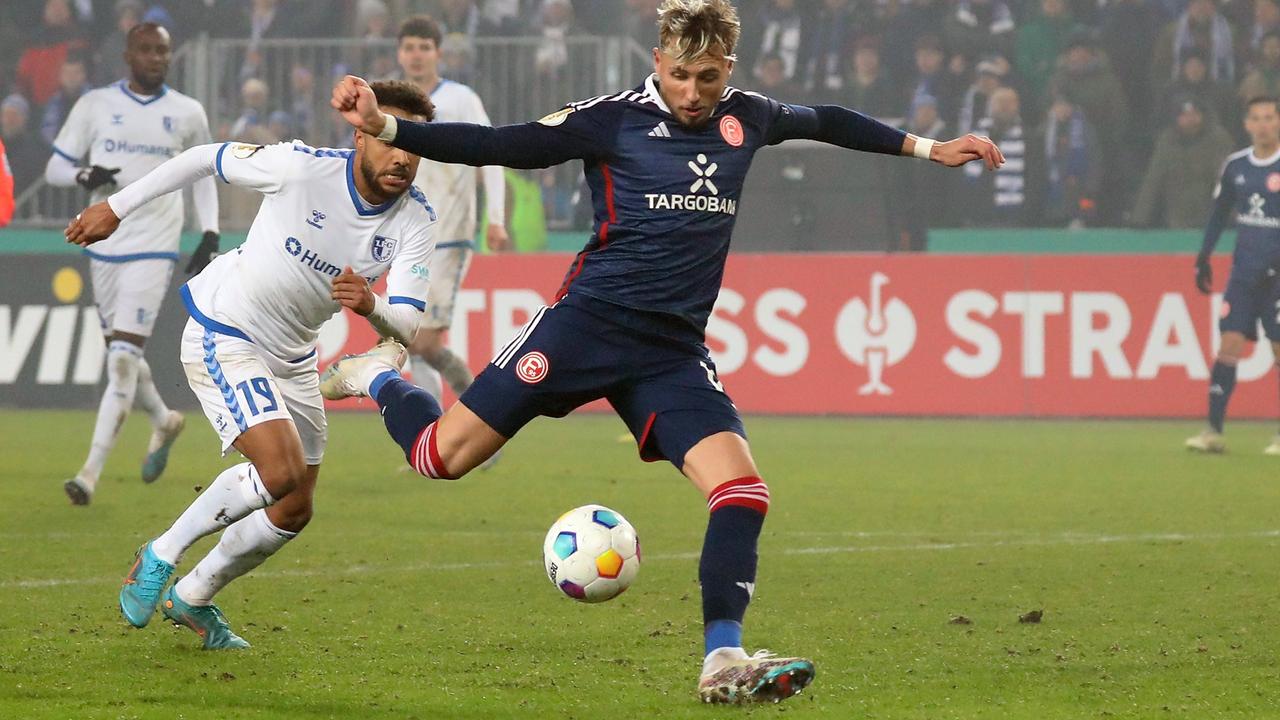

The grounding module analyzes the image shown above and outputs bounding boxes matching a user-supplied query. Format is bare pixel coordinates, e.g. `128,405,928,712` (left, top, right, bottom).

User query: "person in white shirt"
65,81,437,650
397,16,509,405
45,23,220,505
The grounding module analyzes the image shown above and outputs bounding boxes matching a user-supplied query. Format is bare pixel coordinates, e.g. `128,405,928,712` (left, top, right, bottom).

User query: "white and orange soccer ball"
542,504,640,603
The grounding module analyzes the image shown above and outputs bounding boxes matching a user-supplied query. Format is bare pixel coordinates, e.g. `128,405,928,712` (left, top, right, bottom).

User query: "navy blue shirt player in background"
1187,97,1280,455
322,0,1004,704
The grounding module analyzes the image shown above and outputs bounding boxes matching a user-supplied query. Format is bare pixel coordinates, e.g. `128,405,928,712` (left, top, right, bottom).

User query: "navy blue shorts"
459,294,744,469
1220,257,1280,342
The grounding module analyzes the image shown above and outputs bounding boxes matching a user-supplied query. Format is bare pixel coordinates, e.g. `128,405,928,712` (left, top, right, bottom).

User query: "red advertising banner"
321,253,1276,418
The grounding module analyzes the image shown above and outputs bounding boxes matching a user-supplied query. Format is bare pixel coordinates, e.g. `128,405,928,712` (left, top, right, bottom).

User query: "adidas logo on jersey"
647,122,671,138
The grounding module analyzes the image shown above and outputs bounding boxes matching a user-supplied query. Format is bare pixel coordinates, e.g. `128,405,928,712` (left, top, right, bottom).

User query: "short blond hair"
657,0,740,64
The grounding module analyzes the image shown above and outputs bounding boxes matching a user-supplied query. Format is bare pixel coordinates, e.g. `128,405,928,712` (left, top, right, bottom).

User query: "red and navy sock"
700,476,769,656
371,372,446,474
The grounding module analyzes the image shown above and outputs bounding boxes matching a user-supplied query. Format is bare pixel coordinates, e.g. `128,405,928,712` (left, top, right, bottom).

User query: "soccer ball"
542,504,640,603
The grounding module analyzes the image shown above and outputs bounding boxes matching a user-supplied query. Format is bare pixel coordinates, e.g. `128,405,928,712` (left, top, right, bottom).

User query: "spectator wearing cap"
1239,31,1280,104
905,34,962,129
1050,30,1129,222
1153,0,1236,89
1040,94,1100,227
1016,0,1084,116
0,94,52,196
843,39,901,124
1129,96,1234,228
957,56,1008,136
40,51,90,145
1159,48,1239,131
945,0,1016,61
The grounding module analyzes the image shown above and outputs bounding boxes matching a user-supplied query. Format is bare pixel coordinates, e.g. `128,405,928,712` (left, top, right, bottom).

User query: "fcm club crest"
371,235,398,262
835,273,916,395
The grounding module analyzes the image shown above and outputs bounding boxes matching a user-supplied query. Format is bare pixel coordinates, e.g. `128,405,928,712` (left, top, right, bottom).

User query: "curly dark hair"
370,80,434,122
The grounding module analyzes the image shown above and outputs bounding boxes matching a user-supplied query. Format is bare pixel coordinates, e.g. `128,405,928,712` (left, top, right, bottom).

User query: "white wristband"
913,137,935,161
376,113,398,142
916,135,936,159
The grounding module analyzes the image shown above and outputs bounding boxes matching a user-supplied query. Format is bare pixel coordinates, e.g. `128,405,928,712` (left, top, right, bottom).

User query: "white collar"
1250,147,1280,166
643,74,672,115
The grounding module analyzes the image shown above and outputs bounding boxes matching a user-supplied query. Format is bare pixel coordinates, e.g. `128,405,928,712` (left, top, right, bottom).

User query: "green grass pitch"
2,409,1280,719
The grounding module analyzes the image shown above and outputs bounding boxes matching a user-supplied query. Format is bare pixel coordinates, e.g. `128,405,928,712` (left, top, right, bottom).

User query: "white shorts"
419,241,474,331
179,319,327,465
90,257,176,337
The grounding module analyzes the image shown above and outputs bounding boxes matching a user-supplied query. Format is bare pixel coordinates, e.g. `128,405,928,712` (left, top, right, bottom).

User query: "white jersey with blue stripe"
183,140,437,362
52,81,211,259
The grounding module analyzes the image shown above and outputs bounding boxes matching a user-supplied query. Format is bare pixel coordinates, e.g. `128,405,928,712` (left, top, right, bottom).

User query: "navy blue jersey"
389,74,907,340
1202,147,1280,264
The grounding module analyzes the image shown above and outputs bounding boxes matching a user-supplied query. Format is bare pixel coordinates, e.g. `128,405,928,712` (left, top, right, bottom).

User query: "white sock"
409,356,443,402
151,462,276,565
79,341,143,485
133,357,171,427
174,509,296,606
702,646,748,674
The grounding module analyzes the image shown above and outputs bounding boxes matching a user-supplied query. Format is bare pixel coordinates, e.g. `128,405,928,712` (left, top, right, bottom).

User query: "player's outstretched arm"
332,75,598,169
64,143,225,247
770,104,1004,171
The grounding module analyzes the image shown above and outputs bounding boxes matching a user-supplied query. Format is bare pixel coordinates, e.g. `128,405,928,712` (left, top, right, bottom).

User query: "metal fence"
11,34,649,230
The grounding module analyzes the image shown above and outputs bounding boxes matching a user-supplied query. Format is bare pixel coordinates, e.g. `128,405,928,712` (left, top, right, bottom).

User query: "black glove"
185,230,220,276
1195,254,1213,295
75,165,121,192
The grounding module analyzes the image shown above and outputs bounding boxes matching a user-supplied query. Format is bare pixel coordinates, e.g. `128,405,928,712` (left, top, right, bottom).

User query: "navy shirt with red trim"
390,74,908,340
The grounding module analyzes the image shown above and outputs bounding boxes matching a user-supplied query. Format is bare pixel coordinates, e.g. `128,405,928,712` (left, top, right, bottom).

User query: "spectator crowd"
0,0,1272,240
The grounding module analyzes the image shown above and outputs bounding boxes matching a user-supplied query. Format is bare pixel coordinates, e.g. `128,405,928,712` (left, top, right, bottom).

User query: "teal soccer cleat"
161,584,250,650
697,649,815,704
141,411,185,484
119,542,175,628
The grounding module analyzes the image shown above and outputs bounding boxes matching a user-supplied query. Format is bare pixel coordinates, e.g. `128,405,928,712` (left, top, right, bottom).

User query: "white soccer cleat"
1264,435,1280,456
1185,430,1226,454
319,339,408,400
142,410,185,484
697,647,815,704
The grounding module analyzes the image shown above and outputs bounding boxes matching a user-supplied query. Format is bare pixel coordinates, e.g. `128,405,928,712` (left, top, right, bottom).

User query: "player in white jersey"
65,81,436,649
397,16,509,403
44,24,220,505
